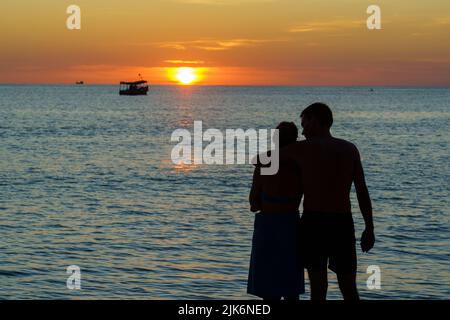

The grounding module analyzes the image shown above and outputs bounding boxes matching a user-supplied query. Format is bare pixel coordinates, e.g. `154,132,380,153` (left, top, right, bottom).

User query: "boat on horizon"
76,81,84,85
119,80,149,96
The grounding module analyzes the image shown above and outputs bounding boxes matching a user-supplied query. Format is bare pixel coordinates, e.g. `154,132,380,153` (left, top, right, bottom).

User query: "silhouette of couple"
247,103,375,300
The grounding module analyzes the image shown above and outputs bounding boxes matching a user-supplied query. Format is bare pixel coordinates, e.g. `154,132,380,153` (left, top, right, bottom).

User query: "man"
282,102,375,300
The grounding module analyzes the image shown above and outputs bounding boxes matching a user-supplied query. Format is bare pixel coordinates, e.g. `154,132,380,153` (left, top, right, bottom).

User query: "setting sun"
176,68,197,85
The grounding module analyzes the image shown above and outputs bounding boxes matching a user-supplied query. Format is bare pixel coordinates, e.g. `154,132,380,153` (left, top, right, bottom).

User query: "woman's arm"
249,166,262,212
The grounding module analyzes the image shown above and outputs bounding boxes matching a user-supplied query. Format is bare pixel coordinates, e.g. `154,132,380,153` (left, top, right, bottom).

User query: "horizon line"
1,83,449,88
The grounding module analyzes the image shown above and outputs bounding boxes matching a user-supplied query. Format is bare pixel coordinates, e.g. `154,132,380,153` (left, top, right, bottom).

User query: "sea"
0,85,449,299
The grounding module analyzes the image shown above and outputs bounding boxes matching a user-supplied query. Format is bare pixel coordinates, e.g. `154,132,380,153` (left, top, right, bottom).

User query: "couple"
247,103,375,300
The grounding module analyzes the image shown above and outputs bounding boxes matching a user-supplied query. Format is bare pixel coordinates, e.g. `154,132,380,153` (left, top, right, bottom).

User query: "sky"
1,0,449,85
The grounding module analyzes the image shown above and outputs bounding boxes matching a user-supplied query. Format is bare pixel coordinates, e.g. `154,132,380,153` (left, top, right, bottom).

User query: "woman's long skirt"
247,212,305,298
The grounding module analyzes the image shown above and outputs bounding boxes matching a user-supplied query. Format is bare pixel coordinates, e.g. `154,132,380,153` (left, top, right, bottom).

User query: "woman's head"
276,121,298,147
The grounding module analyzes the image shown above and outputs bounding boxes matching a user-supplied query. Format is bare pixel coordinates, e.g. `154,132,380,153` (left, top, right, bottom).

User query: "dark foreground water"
0,85,449,299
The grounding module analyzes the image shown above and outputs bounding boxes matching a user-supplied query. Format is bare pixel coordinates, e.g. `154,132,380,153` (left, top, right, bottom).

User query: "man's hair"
276,121,298,147
300,102,333,128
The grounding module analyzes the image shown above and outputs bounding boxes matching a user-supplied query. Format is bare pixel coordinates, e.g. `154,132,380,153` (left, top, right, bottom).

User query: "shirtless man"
282,102,375,300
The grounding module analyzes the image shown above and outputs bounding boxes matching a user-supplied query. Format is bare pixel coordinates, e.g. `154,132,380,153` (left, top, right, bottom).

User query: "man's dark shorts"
300,211,357,274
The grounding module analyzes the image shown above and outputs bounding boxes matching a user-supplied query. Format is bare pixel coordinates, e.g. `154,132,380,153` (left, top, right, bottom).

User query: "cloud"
164,60,205,64
288,20,364,33
433,16,450,25
158,43,187,50
196,39,276,50
153,38,282,51
173,0,274,5
288,27,315,33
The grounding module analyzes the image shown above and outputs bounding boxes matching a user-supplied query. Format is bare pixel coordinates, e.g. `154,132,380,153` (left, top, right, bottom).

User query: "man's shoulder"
331,137,360,158
333,137,358,149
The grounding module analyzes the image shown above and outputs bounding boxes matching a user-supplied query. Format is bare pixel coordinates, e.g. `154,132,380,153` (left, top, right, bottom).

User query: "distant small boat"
119,80,149,95
76,81,84,85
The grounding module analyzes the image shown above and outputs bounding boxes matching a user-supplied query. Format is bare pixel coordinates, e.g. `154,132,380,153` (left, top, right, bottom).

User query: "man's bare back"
283,137,363,214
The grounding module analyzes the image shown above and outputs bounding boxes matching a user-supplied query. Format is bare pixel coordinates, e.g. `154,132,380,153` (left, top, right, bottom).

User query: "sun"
175,67,197,85
166,66,204,85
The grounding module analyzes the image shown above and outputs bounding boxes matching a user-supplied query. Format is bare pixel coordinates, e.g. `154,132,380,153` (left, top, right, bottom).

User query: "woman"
247,121,304,300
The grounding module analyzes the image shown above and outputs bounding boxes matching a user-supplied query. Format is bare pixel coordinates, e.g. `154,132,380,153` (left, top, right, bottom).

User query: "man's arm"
249,166,262,212
353,146,375,252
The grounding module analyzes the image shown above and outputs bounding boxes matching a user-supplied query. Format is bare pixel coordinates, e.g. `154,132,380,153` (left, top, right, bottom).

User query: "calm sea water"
0,85,449,299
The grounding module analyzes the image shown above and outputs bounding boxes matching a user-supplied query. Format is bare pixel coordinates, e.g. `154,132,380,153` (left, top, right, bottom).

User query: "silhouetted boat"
76,81,84,85
119,80,149,95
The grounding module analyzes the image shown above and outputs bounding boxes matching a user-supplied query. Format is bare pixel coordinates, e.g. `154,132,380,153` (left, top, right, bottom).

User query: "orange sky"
1,0,449,85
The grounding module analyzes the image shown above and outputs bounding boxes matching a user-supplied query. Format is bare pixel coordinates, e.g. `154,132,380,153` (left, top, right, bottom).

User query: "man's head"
300,102,333,138
276,121,298,147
